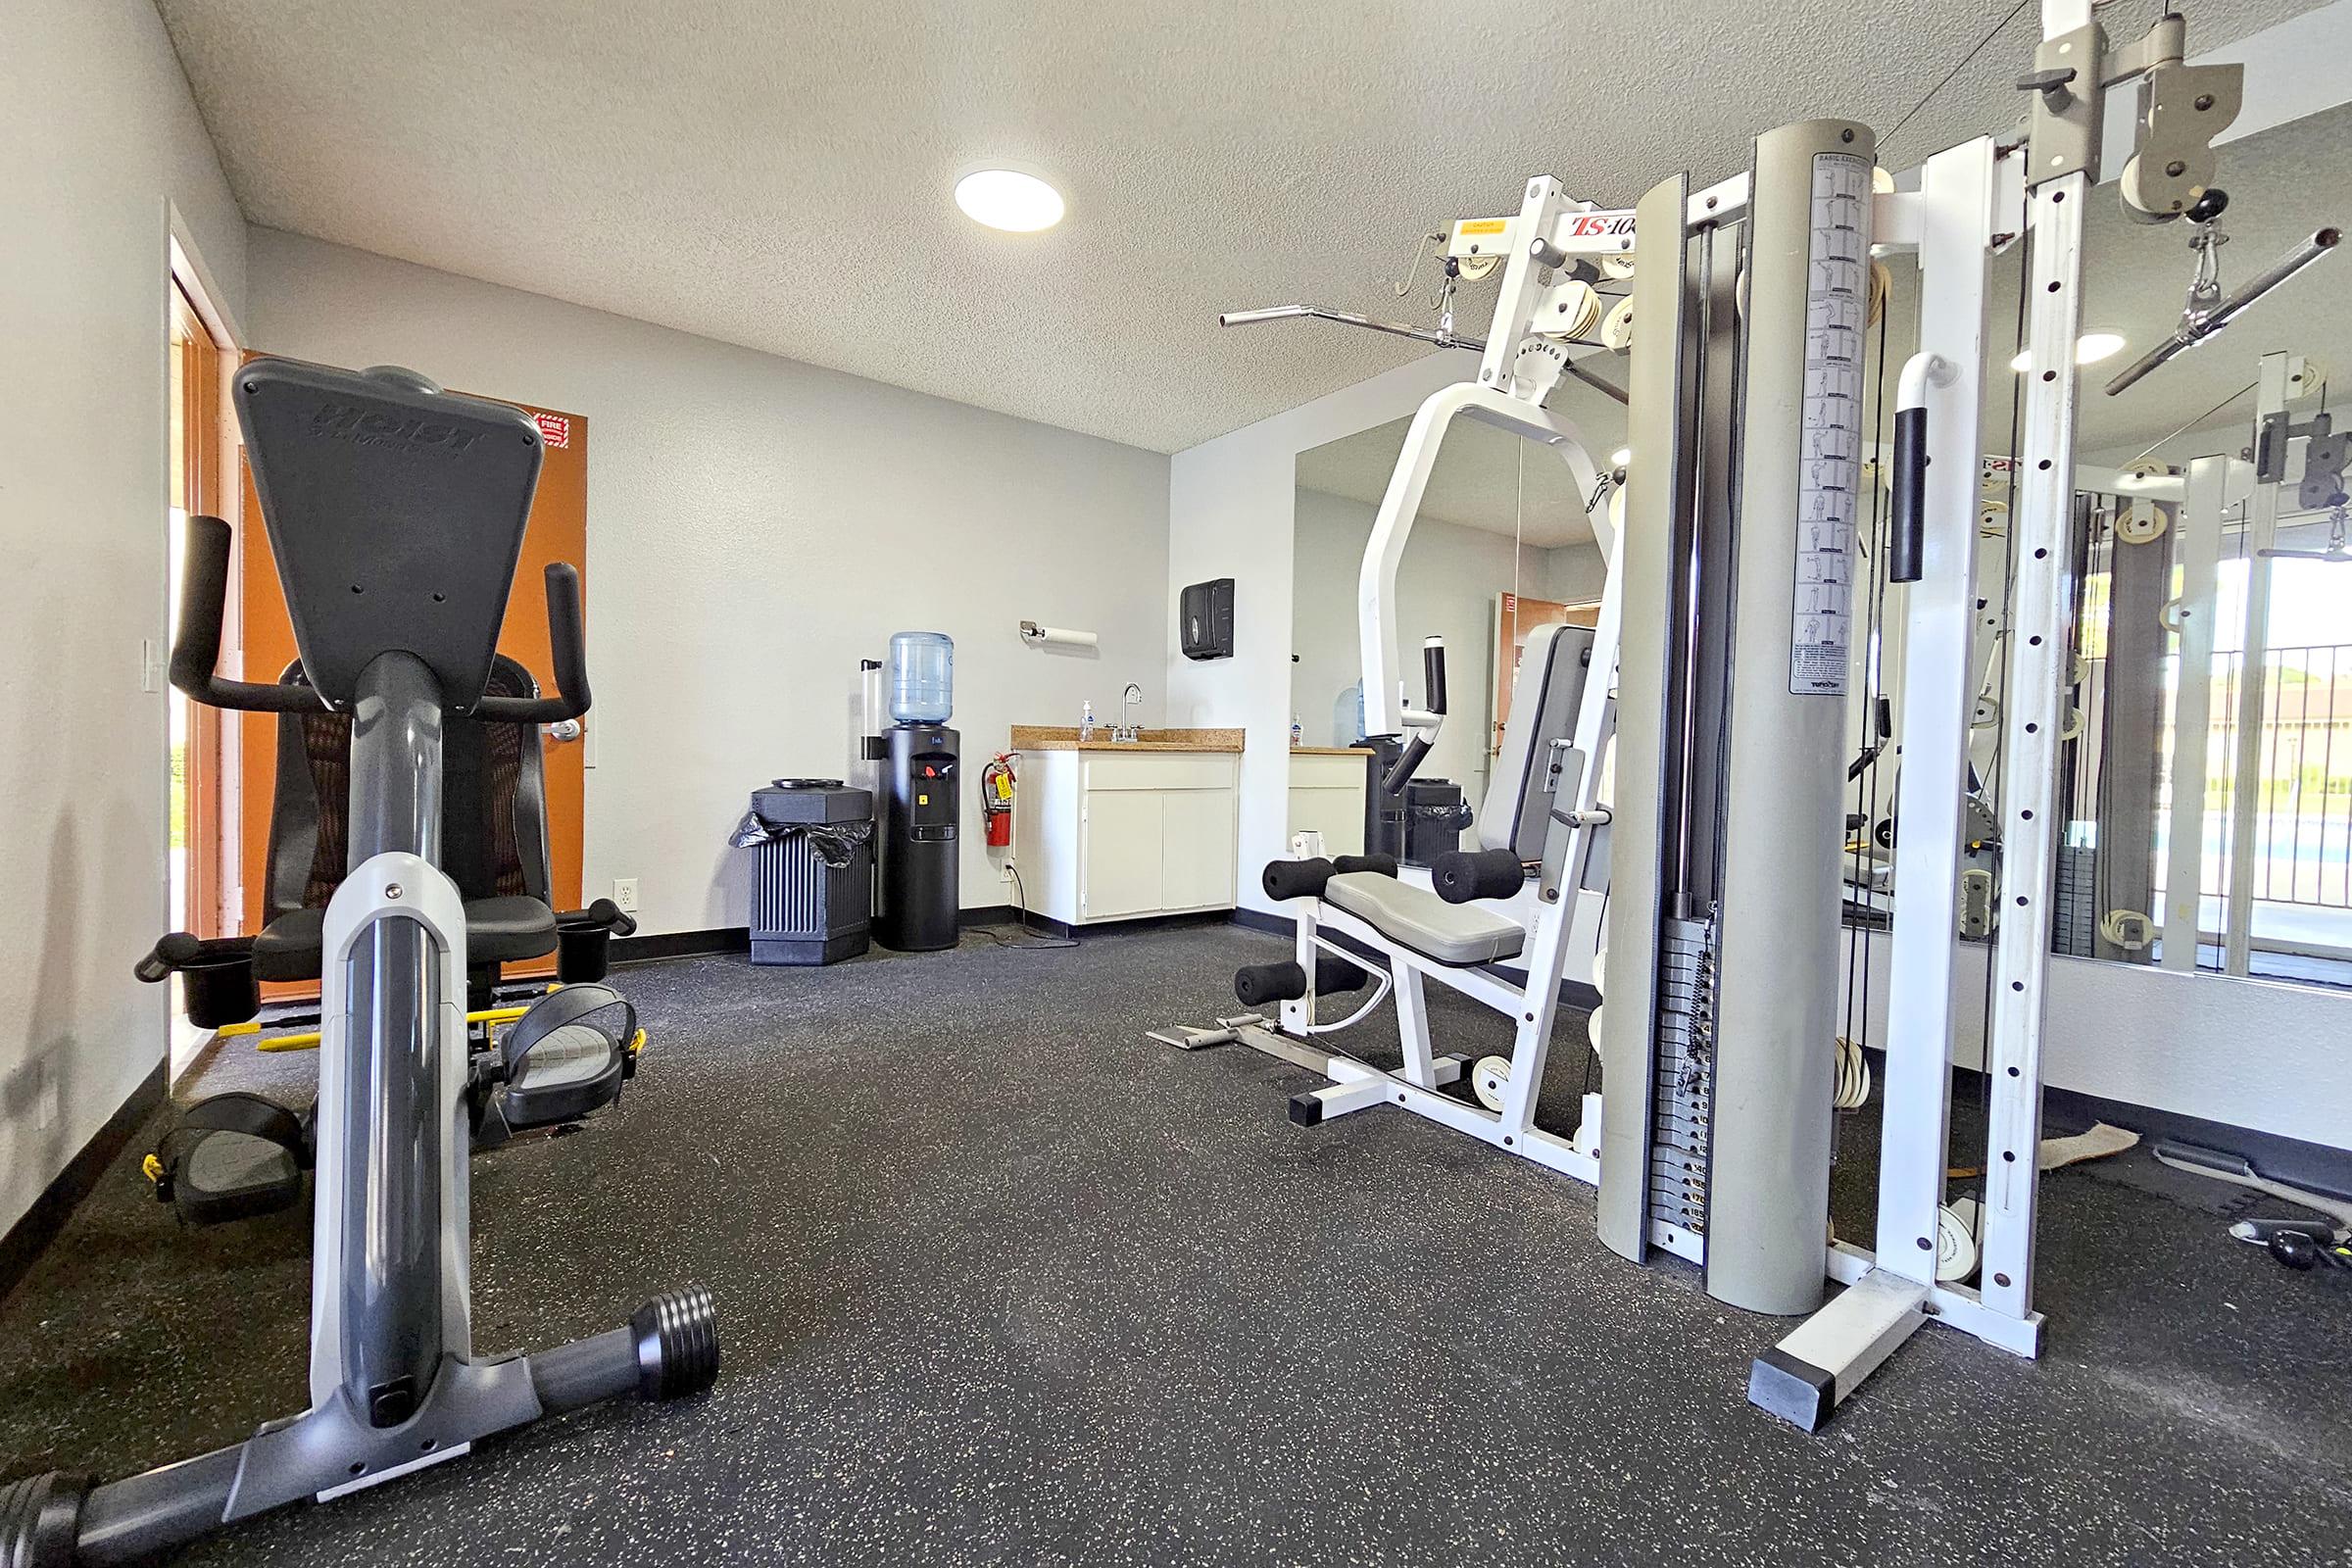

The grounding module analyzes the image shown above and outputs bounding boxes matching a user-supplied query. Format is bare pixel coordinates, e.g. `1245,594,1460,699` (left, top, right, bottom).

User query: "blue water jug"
888,631,954,724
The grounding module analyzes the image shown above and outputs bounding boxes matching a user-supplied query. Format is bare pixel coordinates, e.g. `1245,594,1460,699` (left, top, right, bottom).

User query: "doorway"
167,272,233,1074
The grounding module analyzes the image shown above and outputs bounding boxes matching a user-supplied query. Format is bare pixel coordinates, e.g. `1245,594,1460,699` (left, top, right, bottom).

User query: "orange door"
234,368,588,983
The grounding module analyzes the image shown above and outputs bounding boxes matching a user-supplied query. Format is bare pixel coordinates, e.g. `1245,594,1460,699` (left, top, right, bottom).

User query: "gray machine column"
1601,120,1876,1317
337,650,453,1424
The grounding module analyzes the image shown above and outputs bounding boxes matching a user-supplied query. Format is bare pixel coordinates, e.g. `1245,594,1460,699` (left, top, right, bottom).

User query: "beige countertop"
1010,725,1246,754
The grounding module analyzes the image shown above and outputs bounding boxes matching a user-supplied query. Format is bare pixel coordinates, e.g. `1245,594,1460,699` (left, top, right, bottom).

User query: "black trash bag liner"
729,813,875,869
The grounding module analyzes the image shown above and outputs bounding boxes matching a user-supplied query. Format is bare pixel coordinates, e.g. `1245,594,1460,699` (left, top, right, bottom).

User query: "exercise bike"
0,360,717,1564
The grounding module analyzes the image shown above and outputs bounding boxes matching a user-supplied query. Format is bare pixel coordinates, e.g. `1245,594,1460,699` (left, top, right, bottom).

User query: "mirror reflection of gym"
1851,100,2348,991
1290,382,1621,865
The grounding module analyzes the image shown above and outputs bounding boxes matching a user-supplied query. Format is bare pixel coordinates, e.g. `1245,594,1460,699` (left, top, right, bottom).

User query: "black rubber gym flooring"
2,920,2347,1566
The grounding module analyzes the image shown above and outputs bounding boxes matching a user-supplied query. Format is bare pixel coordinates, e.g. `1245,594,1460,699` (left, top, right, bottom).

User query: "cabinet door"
1082,790,1165,919
1160,788,1239,910
1289,787,1366,858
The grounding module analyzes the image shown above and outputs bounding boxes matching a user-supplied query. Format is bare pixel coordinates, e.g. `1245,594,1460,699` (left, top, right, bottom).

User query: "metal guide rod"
2223,351,2290,974
2162,457,2229,970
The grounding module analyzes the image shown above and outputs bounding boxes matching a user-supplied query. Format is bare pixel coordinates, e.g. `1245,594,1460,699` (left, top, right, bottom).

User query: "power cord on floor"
974,863,1077,950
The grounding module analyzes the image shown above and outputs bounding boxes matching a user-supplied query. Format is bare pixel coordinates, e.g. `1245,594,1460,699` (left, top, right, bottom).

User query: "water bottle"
887,631,954,724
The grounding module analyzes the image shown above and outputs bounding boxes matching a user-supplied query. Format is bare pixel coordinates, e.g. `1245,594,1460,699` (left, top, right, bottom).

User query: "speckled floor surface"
2,920,2348,1566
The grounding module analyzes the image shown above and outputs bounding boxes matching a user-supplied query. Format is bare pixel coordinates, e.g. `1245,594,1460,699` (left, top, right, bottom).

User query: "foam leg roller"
1432,848,1526,905
1234,961,1310,1007
1314,954,1370,994
1261,858,1337,902
1332,854,1398,878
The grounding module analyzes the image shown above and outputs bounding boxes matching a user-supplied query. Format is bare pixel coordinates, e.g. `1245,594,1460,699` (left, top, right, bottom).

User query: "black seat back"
264,654,555,922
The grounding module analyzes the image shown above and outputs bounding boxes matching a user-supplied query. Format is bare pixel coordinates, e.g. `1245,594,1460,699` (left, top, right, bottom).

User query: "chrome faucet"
1112,682,1145,743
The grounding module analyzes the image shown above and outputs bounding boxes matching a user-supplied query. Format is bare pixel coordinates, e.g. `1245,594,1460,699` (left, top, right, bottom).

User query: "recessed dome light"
2011,332,2128,371
2076,331,2127,364
956,170,1064,232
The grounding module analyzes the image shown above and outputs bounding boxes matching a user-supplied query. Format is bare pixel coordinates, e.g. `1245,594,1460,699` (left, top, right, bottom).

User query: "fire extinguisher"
980,754,1017,848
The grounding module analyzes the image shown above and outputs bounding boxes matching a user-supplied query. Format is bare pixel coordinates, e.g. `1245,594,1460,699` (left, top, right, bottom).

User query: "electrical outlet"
612,878,639,914
140,638,163,694
36,1062,59,1130
999,860,1015,882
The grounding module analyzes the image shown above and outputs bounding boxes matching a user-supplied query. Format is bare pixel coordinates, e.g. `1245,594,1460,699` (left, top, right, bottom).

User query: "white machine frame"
1171,0,2240,1430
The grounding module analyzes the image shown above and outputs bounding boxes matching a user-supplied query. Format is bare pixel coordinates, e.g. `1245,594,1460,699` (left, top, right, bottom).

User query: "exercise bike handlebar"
473,563,591,724
171,514,328,714
172,514,591,723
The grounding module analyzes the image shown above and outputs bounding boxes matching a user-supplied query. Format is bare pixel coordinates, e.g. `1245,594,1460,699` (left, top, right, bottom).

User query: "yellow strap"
626,1028,647,1055
142,1153,165,1185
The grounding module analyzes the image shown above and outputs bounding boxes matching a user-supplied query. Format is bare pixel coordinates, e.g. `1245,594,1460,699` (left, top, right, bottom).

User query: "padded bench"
1322,871,1525,966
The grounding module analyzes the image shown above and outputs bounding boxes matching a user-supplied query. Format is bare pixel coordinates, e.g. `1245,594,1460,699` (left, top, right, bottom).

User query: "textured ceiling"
156,0,2323,454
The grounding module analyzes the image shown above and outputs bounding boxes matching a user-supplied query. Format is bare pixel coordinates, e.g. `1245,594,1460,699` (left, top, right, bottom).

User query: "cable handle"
1890,353,1955,585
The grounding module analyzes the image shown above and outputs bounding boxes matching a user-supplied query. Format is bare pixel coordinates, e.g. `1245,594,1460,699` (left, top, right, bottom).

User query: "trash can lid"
752,780,875,824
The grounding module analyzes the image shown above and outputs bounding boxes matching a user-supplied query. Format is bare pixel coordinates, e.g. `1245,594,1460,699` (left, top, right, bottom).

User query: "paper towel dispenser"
1181,577,1234,661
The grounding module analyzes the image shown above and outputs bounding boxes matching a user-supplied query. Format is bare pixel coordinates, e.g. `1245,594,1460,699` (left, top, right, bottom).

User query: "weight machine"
1164,166,1634,1184
1170,0,2250,1429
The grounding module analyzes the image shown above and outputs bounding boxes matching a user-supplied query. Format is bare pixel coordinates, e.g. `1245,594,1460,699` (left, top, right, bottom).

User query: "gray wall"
247,230,1171,935
0,0,249,1237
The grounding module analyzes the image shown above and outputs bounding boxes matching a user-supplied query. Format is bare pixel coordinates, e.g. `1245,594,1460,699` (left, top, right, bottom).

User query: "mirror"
1289,373,1625,863
1857,100,2351,990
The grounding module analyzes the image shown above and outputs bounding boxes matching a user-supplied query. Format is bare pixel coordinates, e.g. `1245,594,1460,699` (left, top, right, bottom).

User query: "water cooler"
861,633,960,952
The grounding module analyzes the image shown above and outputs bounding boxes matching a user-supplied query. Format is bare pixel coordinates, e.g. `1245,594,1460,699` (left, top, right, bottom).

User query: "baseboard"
966,906,1078,939
2021,1069,2351,1200
0,1058,167,1304
612,926,751,963
1230,909,1600,1011
1851,1047,2352,1200
612,910,1070,960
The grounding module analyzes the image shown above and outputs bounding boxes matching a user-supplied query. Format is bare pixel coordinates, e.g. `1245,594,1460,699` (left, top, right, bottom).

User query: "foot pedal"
493,984,639,1132
146,1093,310,1225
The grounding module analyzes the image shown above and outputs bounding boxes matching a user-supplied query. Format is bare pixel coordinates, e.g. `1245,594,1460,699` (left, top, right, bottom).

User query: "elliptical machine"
0,361,718,1564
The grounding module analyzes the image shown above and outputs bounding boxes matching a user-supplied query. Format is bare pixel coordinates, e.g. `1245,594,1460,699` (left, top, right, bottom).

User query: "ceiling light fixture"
955,169,1065,233
2011,331,2128,372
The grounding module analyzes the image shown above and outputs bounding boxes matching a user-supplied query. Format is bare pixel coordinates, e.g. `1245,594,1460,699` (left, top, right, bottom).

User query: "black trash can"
1401,777,1473,868
741,779,874,965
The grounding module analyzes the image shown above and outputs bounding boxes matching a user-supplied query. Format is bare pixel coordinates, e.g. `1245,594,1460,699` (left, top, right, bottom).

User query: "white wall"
1843,930,2352,1155
0,0,249,1237
1168,352,1483,912
247,231,1169,934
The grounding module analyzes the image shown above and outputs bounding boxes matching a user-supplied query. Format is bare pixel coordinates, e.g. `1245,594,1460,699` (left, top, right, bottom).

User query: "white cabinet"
1158,787,1240,910
1079,789,1166,919
1288,751,1370,858
1011,750,1242,926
